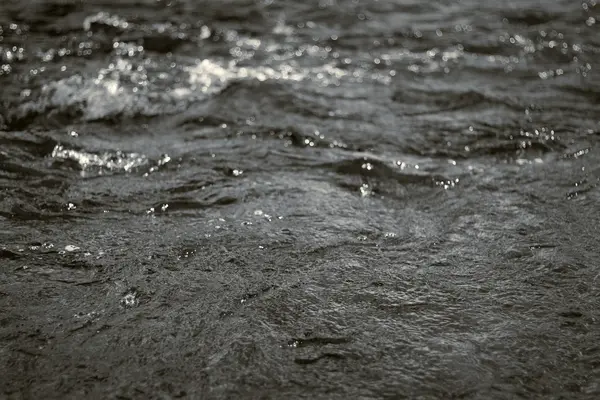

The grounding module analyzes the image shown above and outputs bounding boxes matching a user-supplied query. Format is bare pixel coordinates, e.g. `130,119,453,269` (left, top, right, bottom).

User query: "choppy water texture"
1,0,600,398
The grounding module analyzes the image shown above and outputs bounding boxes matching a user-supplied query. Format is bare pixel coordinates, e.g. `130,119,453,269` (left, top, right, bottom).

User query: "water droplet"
157,154,171,166
360,184,372,197
200,25,211,39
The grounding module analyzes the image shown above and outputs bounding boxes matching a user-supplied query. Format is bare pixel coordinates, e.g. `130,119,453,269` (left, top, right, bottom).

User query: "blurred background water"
1,0,600,398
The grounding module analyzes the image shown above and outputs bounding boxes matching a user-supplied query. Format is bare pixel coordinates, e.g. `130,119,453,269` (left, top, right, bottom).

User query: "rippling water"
1,0,600,398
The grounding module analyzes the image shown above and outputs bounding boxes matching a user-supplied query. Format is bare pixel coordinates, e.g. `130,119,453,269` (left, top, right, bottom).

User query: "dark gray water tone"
1,0,600,398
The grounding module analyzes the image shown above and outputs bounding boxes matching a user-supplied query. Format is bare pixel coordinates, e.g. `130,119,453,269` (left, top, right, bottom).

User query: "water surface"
1,0,600,398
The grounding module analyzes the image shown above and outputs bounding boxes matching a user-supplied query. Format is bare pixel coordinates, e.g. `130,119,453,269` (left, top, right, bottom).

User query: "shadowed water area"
1,0,600,398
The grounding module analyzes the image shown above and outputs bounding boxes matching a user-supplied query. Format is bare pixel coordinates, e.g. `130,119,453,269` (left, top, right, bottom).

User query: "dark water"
1,0,600,398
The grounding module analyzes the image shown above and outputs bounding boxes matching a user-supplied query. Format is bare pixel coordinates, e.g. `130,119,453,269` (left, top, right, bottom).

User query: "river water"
1,0,599,398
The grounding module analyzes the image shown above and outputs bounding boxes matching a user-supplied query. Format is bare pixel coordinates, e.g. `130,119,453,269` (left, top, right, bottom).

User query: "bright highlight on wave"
51,145,148,175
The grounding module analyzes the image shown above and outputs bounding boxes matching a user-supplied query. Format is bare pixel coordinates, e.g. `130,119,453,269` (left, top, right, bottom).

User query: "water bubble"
65,245,80,252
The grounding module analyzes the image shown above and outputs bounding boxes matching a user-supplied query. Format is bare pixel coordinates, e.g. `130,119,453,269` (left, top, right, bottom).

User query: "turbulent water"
1,0,599,398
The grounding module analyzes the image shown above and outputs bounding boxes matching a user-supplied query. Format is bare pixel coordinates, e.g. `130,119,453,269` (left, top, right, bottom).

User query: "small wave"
19,73,188,122
0,131,58,159
15,55,368,124
323,157,451,185
404,124,565,160
51,145,148,175
315,155,460,199
392,88,521,115
501,9,560,26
